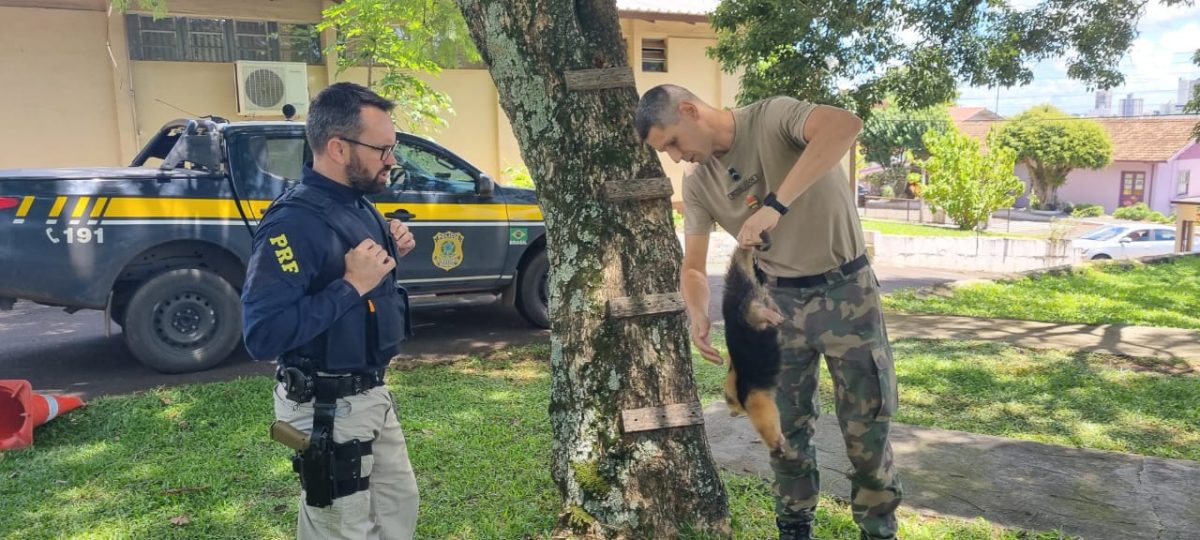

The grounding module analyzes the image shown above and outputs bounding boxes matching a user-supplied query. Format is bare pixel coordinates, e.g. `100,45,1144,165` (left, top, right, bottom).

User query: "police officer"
242,82,419,539
636,85,902,540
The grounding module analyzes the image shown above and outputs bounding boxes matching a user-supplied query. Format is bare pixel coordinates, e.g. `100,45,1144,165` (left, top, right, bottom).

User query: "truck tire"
122,268,241,374
516,250,550,329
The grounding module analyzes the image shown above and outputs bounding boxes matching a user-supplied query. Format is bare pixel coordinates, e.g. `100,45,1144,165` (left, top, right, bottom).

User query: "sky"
954,1,1200,116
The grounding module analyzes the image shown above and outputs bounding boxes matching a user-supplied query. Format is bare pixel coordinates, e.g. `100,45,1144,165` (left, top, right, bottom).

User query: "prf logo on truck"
0,118,549,374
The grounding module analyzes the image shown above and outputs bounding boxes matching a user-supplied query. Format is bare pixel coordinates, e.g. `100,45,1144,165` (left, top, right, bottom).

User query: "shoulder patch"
270,233,300,273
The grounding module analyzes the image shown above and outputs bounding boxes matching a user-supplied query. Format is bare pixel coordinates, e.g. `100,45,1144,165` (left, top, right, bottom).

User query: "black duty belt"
763,254,870,289
276,366,386,402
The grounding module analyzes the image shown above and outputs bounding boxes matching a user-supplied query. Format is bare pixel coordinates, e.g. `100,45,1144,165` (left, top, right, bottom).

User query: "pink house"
956,114,1200,215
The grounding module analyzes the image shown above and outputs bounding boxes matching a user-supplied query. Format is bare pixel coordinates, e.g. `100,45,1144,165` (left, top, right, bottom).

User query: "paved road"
0,296,547,399
0,264,979,399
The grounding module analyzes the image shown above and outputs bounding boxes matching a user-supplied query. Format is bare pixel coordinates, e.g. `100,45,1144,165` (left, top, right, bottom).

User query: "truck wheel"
516,250,550,329
122,268,241,374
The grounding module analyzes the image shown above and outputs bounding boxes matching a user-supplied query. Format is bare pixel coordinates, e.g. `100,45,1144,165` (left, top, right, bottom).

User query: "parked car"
1072,224,1191,260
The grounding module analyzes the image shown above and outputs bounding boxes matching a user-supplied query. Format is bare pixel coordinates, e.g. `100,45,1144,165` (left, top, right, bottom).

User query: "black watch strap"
763,192,788,215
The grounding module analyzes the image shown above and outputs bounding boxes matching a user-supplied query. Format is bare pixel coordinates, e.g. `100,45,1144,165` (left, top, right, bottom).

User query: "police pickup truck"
0,118,548,374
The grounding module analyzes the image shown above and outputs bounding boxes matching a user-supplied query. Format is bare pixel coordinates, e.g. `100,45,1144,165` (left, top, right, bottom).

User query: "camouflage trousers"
765,264,902,540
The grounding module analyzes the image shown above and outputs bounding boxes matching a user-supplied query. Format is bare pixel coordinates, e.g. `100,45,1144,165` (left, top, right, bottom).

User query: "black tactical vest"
262,183,411,373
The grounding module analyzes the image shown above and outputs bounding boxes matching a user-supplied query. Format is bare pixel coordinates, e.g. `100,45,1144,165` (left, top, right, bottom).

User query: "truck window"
264,138,306,180
231,134,309,200
395,142,476,194
245,135,307,183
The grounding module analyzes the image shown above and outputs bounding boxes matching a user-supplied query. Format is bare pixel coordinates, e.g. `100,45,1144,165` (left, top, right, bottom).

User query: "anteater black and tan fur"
721,246,790,455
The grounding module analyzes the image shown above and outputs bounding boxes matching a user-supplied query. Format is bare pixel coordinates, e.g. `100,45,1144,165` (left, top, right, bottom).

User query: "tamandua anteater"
721,234,792,456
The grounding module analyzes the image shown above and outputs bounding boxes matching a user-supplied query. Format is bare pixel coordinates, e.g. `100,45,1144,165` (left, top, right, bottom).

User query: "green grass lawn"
884,257,1200,330
0,346,1072,540
694,334,1199,461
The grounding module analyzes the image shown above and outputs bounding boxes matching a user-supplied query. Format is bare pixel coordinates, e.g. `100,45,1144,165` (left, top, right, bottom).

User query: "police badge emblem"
432,231,464,271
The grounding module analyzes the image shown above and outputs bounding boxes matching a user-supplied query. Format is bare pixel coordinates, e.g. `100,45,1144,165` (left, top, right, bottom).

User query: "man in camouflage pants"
636,84,902,540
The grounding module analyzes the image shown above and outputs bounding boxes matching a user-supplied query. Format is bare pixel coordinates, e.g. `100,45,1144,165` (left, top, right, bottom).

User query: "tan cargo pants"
274,383,419,540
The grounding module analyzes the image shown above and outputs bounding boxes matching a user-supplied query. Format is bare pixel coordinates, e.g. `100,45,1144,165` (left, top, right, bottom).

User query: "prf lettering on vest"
270,234,300,273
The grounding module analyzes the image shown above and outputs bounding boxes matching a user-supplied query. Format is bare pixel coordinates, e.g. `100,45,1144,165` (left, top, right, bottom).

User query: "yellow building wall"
626,20,731,201
335,67,504,181
0,2,741,203
130,62,328,142
0,5,121,168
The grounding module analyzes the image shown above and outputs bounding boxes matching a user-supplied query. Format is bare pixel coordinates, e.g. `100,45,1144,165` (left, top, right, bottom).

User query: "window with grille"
127,15,321,65
642,38,667,72
1179,171,1191,196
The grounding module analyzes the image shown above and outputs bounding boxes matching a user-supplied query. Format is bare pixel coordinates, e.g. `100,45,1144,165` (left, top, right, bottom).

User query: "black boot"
777,517,813,540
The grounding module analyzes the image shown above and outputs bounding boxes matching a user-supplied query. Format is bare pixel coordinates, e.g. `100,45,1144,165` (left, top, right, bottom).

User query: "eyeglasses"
340,137,397,162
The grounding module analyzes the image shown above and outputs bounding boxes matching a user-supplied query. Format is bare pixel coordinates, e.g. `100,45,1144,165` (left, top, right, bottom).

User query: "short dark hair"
635,84,699,141
306,82,395,154
281,103,296,118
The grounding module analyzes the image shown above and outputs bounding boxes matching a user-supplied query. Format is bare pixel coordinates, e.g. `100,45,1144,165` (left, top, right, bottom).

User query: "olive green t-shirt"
682,96,865,277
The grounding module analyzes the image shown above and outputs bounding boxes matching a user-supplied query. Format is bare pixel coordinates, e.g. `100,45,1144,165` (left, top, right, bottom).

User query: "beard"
346,152,390,194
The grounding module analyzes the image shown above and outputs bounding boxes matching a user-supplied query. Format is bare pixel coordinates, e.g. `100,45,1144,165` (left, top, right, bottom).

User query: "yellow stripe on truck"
92,197,110,220
373,202,513,221
103,197,252,219
16,196,34,218
505,204,544,222
48,196,67,218
71,197,92,221
74,197,544,223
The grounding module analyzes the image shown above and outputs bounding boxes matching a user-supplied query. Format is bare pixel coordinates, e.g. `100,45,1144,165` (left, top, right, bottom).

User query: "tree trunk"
1047,167,1070,207
1028,161,1050,209
454,1,731,538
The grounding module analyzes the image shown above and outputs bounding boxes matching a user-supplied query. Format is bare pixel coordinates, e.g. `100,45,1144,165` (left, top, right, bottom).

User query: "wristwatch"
763,192,788,215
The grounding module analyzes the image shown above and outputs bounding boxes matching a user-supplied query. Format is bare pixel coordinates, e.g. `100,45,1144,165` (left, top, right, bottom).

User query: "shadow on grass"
887,340,1200,460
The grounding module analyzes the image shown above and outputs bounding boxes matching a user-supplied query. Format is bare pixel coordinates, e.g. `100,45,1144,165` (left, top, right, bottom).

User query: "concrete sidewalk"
886,313,1200,364
704,402,1200,540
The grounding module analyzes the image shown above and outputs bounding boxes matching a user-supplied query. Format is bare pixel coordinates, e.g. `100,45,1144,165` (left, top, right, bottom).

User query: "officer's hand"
389,219,416,258
344,239,396,296
690,313,724,365
737,207,781,249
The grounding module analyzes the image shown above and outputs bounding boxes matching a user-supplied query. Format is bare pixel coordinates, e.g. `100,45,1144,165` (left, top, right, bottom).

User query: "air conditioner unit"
234,60,310,117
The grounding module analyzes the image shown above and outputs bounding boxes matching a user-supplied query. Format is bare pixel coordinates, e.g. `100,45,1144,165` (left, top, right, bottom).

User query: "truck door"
370,135,508,295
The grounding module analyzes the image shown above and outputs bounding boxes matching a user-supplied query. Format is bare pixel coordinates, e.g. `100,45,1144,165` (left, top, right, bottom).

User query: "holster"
290,378,374,508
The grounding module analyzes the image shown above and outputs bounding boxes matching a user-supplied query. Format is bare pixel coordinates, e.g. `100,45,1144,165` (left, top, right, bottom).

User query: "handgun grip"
270,420,311,451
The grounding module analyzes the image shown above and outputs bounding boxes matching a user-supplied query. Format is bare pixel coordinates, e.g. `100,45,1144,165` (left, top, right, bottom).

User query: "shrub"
1114,202,1152,221
1071,204,1105,218
918,129,1024,231
880,185,896,198
1149,211,1173,224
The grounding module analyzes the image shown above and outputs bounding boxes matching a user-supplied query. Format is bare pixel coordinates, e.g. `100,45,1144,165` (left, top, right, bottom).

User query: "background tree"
859,104,954,167
858,103,954,198
995,104,1113,209
709,0,1199,117
454,0,729,538
919,129,1025,231
320,0,479,134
